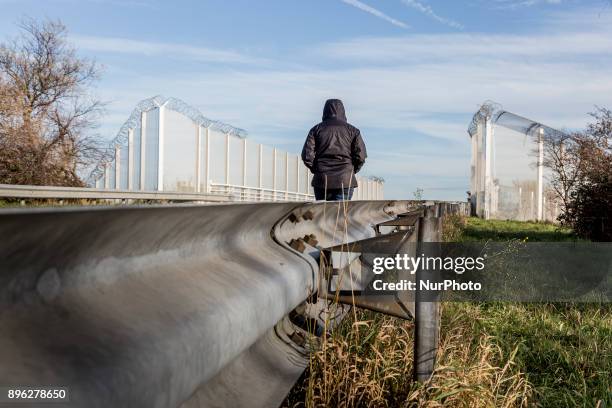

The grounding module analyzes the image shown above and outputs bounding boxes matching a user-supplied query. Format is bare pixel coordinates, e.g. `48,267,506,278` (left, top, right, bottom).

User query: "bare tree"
543,107,612,240
0,18,104,186
541,131,584,214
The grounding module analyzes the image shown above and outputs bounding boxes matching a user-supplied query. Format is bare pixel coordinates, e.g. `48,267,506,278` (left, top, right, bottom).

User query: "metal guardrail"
0,184,233,202
0,183,381,203
0,199,468,408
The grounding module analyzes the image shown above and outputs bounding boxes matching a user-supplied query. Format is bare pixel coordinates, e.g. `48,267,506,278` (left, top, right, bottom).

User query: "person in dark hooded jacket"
301,99,367,201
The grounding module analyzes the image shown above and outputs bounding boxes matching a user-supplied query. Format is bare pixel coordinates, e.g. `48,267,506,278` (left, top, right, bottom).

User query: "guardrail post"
414,212,442,382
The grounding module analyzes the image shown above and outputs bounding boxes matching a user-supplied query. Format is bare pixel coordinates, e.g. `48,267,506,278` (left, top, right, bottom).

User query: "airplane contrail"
340,0,409,29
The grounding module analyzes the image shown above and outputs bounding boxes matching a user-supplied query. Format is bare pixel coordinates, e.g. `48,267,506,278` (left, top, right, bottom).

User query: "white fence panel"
90,96,383,201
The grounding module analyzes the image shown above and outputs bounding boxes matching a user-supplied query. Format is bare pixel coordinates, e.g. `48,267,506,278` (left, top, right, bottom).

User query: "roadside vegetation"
1,18,104,187
284,217,611,407
541,107,611,241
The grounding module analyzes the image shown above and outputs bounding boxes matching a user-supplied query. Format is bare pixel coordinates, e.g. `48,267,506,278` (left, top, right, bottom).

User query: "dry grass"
285,304,532,408
306,314,414,407
283,217,610,408
410,303,531,408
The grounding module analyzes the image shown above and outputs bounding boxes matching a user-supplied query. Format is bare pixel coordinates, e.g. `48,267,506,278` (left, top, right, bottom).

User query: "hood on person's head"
322,99,347,122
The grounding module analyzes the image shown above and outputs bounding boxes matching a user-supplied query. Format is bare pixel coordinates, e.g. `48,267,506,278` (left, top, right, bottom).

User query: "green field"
285,218,611,408
459,217,578,242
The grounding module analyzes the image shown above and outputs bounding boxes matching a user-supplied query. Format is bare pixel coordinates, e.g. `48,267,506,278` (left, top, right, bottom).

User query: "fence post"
484,117,493,219
285,152,289,201
128,129,134,190
537,127,544,221
258,144,263,201
196,125,201,193
114,145,120,190
243,139,247,193
157,104,166,191
272,148,277,201
140,111,146,191
296,160,300,199
104,163,110,189
225,133,230,187
205,128,210,193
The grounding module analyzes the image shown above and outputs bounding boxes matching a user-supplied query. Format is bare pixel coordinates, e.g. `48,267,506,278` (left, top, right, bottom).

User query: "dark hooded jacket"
301,99,367,189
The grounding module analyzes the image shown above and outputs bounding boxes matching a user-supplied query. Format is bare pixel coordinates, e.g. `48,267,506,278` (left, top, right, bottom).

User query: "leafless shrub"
540,131,583,215
0,18,105,186
541,107,611,240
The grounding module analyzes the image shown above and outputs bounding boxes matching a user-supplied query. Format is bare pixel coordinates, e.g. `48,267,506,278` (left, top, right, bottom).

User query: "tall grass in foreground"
283,218,610,407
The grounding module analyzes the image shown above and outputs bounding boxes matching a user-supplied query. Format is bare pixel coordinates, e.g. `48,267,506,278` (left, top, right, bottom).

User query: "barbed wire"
467,100,503,137
87,95,248,184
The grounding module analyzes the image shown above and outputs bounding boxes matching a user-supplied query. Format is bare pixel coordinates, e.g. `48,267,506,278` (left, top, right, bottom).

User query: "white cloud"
98,56,611,142
340,0,409,28
71,35,266,65
314,31,612,63
91,8,612,199
493,0,563,9
400,0,464,29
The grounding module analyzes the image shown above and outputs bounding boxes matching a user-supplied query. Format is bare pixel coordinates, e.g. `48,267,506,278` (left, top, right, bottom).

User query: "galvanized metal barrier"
318,201,466,383
0,184,232,202
0,199,467,408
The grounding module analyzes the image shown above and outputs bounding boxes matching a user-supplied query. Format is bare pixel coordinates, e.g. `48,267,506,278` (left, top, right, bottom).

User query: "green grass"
455,218,610,407
448,302,611,407
460,217,578,242
286,217,611,407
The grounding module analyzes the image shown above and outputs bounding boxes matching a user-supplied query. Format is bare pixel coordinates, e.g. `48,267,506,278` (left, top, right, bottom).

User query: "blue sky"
1,0,611,199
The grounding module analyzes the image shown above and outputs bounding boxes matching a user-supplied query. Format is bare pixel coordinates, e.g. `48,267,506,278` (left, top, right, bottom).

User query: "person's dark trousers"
314,187,354,201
